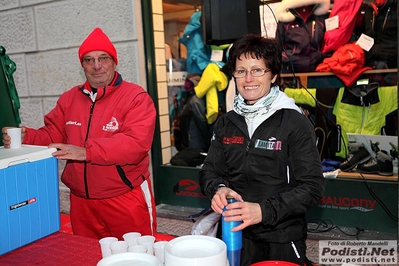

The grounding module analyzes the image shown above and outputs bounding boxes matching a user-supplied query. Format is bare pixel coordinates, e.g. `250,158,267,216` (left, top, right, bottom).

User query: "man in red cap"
2,28,157,240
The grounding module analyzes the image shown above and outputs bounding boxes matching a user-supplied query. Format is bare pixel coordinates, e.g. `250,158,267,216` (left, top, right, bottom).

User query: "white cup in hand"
7,128,22,149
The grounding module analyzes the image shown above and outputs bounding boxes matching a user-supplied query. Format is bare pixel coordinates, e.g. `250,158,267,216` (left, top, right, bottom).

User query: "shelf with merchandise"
280,68,398,88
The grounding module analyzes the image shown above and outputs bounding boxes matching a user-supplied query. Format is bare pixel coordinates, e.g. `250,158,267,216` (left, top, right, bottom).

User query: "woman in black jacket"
199,34,325,266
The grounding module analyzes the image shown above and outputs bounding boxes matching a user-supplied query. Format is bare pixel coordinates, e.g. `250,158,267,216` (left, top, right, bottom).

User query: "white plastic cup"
99,236,118,258
128,244,148,253
137,235,156,255
7,128,22,149
109,240,129,255
153,241,168,264
122,232,141,247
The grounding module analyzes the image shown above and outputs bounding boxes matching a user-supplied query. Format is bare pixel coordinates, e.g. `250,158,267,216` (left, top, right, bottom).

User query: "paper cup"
128,244,148,253
137,235,156,255
153,241,168,264
123,232,141,247
7,128,22,149
99,237,118,258
110,240,129,255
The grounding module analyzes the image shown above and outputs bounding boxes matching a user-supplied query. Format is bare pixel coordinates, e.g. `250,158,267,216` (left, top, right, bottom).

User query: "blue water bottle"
222,198,242,266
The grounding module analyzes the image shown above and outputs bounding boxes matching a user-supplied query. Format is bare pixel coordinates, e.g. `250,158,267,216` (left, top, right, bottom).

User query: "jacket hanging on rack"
316,42,372,87
178,11,211,74
321,0,363,54
0,46,21,129
361,0,397,69
333,85,397,158
275,0,330,73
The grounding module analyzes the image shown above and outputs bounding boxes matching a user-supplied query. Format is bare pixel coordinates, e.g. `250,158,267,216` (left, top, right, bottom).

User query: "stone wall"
0,0,146,213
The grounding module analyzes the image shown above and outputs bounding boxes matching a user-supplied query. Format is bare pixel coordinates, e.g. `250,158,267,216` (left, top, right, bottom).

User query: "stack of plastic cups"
222,198,242,266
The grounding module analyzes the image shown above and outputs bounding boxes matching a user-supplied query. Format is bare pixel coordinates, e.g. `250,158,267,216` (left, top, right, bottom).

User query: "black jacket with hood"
362,0,397,69
275,0,330,73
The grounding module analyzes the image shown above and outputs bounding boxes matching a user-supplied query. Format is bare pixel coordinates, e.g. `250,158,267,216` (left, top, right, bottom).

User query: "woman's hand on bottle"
212,187,262,231
212,187,242,214
226,201,262,232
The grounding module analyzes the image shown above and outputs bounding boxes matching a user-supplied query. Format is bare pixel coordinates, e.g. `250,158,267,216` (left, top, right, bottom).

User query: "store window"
162,0,398,172
163,1,204,166
162,1,282,168
155,0,398,239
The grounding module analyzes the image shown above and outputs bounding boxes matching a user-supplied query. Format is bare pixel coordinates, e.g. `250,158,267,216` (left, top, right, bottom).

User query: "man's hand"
49,143,86,161
2,127,26,148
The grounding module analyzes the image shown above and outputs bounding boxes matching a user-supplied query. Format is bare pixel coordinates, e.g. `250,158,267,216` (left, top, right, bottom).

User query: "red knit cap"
78,28,118,65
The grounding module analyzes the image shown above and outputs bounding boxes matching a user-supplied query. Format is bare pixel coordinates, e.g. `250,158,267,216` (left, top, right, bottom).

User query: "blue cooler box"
0,145,59,255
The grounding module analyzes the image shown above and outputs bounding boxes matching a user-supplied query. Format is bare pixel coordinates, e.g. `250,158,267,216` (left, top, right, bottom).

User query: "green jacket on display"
285,86,397,158
0,46,20,130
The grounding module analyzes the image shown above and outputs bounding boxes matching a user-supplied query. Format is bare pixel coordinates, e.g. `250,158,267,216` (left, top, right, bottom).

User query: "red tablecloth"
0,232,102,266
0,230,176,266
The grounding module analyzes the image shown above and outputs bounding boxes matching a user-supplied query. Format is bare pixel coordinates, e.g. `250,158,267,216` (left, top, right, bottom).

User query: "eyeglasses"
232,68,270,78
81,56,113,66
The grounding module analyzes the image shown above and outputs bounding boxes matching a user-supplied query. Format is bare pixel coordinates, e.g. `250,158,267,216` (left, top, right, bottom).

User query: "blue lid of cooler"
0,145,57,169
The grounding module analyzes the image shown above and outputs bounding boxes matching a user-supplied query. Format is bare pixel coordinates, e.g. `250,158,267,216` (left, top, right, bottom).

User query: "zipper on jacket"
244,139,251,186
358,103,371,134
382,7,391,31
311,21,315,39
83,101,96,199
371,11,375,35
245,140,250,156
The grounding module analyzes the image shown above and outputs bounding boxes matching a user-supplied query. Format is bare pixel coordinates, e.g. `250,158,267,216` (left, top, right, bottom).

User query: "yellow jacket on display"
194,63,228,124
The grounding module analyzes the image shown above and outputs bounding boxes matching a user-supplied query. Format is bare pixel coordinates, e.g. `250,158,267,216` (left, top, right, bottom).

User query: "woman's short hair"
228,34,282,85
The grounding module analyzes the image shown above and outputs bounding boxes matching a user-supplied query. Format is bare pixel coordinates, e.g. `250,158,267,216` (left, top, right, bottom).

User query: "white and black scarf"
233,86,302,137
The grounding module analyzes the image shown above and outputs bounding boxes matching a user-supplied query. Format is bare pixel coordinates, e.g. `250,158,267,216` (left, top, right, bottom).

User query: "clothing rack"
281,68,398,88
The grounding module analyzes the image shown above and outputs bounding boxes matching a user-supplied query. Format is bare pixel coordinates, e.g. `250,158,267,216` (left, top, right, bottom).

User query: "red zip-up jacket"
23,72,156,199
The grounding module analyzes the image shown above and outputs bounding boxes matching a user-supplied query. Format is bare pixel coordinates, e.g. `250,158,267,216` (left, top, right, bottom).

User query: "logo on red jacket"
102,117,119,132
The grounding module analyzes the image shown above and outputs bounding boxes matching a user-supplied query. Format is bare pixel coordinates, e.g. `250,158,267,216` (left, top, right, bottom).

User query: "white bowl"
97,252,162,266
164,235,227,266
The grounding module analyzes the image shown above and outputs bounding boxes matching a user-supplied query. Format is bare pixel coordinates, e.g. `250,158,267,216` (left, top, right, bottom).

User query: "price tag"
357,79,369,85
210,50,224,62
356,34,374,52
325,16,339,31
